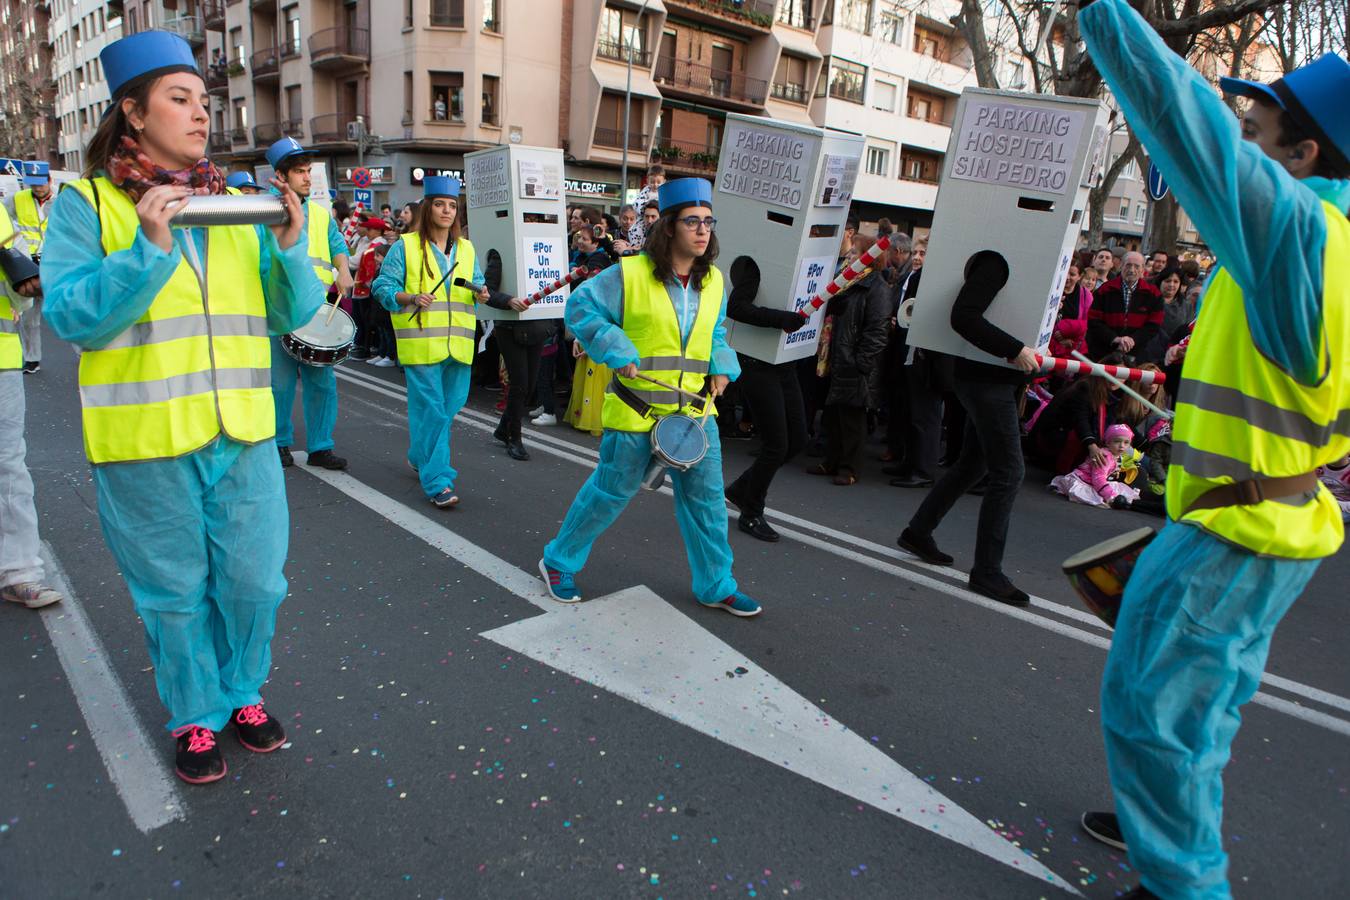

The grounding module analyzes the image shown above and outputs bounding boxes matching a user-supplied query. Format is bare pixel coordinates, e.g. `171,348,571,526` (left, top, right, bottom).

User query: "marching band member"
40,30,326,784
538,178,761,617
371,175,512,508
265,136,353,470
225,171,264,194
13,161,52,374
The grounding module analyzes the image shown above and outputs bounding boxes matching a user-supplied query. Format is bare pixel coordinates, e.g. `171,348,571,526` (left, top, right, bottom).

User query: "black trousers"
726,355,807,517
902,359,944,480
496,329,543,443
823,405,867,475
909,379,1025,580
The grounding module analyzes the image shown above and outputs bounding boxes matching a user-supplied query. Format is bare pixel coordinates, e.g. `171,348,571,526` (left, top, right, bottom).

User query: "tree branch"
1153,0,1289,36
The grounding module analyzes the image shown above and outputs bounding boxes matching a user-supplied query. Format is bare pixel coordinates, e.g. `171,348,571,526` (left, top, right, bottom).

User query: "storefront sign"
341,165,389,185
410,166,464,186
564,178,620,200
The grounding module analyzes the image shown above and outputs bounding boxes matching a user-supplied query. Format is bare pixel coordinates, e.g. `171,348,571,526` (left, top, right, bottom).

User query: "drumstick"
525,267,588,306
410,263,459,329
798,235,892,318
1069,350,1175,420
1034,354,1166,385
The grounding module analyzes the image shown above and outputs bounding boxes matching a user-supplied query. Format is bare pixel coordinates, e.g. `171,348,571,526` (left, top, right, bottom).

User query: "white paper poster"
521,236,567,308
467,152,510,209
517,159,561,200
816,153,858,207
949,100,1086,195
779,255,836,356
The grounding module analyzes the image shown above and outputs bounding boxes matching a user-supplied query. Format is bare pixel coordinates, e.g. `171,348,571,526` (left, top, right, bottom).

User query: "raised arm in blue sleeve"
258,225,327,335
41,187,181,349
565,264,640,370
1078,0,1335,384
372,239,408,312
709,287,740,380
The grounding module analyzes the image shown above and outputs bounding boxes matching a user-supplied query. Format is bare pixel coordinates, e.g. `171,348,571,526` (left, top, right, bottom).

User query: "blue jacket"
371,236,486,314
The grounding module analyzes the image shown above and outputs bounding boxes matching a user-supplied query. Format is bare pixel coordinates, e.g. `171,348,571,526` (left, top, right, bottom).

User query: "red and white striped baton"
1035,354,1166,385
798,235,893,318
524,266,588,307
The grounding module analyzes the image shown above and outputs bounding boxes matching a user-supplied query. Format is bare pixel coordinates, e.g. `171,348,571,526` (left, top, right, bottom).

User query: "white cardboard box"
907,89,1110,366
712,113,864,365
464,144,570,321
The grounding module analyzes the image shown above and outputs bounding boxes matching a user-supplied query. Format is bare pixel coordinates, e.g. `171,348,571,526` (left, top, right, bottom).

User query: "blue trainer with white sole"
539,559,582,603
700,592,761,617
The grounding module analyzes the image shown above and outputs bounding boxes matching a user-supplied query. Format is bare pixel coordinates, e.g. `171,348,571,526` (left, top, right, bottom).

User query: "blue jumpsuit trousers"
405,358,473,498
271,335,337,452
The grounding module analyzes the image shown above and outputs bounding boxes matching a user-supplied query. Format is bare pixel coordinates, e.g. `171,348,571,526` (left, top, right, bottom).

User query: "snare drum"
1061,527,1156,627
281,303,356,366
641,413,709,491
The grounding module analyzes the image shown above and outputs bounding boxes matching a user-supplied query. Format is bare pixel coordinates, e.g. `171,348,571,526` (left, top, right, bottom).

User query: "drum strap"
1182,471,1319,514
611,375,710,420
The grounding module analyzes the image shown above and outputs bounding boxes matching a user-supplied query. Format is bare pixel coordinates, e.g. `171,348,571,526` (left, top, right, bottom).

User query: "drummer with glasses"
40,30,326,784
538,178,762,617
264,137,354,471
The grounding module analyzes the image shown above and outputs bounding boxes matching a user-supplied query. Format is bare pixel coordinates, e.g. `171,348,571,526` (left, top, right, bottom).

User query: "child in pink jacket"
1049,424,1141,508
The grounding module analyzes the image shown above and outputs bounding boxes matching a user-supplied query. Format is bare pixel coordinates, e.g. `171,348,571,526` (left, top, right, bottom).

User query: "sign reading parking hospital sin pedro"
949,99,1086,195
717,120,820,211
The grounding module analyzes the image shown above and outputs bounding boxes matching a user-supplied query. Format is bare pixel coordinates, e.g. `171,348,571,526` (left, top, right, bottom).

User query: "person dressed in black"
723,257,810,541
481,250,547,460
897,251,1039,605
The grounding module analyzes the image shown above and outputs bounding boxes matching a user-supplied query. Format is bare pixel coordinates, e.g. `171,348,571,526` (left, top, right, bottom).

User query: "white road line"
38,543,185,833
332,366,1350,732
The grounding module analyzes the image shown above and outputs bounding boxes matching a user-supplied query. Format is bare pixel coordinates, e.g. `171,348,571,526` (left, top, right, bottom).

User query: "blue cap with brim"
1220,54,1350,171
22,161,50,186
266,136,313,170
101,31,200,109
658,178,713,213
226,171,260,190
423,175,461,199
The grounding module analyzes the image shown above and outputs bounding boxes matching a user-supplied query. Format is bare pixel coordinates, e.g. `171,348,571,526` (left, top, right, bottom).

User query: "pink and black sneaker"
172,725,226,784
231,703,286,753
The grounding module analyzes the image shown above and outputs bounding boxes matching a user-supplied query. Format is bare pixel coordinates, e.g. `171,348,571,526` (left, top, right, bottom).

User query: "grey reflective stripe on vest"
0,318,16,334
1185,381,1350,446
640,355,708,374
393,326,476,340
79,366,270,408
101,314,268,351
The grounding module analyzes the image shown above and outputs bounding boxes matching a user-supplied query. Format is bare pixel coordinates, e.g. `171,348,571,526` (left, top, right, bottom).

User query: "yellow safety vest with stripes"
601,253,723,433
392,232,477,366
14,189,48,250
67,178,275,464
1167,200,1350,559
306,201,335,286
0,205,19,369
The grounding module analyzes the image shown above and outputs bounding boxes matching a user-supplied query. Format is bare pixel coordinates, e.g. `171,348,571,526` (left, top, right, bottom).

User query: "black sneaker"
897,528,954,565
21,360,39,374
278,446,294,468
232,703,286,753
306,449,348,471
968,574,1030,607
173,725,226,784
506,441,530,461
738,515,780,543
1080,810,1128,851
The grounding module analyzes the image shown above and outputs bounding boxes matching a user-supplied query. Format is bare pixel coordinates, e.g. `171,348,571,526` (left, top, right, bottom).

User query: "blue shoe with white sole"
700,592,761,617
539,559,582,603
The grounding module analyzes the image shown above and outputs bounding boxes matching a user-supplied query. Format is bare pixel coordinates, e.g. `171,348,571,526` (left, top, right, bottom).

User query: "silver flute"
169,194,289,227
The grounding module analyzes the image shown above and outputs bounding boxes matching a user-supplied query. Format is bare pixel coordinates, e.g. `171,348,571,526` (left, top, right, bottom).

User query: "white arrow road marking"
37,543,186,833
293,454,1077,893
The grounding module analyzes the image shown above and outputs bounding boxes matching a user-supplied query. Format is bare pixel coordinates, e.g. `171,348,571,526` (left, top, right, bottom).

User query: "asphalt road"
3,334,1347,899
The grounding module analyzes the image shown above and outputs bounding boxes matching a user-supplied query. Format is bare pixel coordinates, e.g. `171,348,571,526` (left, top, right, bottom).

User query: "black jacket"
950,252,1027,385
826,271,892,408
726,256,811,332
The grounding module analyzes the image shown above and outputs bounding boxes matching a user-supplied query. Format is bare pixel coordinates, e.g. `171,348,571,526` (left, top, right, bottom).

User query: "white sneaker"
527,406,544,418
1,582,63,609
364,355,386,366
372,357,396,368
532,413,558,426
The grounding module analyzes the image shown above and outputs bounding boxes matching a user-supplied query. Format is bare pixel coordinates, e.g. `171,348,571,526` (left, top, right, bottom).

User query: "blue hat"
657,177,713,213
265,136,312,171
100,31,200,104
226,171,259,190
22,161,49,186
1220,54,1350,171
423,175,461,199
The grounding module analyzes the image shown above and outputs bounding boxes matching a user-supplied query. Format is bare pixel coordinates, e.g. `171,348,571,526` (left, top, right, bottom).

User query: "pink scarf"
106,136,225,203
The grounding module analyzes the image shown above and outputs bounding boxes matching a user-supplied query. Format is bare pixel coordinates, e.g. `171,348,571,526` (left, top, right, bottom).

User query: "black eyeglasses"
676,216,717,232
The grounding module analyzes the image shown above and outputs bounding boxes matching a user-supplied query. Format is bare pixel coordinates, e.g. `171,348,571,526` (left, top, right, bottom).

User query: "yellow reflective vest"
306,202,335,286
14,188,49,251
1168,200,1350,559
601,253,724,433
68,178,274,464
0,205,19,369
392,232,477,366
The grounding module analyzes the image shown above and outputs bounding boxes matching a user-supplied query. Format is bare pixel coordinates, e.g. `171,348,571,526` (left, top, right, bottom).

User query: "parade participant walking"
0,207,63,610
371,175,500,508
40,30,326,784
265,136,353,471
538,178,760,616
1076,2,1350,897
14,161,53,374
224,171,263,194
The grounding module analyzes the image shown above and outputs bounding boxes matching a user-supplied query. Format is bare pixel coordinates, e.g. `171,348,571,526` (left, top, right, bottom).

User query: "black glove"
779,310,808,333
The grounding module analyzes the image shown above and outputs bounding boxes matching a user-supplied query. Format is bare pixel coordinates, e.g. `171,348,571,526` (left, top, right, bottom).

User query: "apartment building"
0,0,59,163
1096,132,1202,253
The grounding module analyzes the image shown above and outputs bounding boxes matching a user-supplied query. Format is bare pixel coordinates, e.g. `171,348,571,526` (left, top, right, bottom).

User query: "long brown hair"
1118,363,1167,425
83,80,161,178
644,209,719,289
414,196,462,290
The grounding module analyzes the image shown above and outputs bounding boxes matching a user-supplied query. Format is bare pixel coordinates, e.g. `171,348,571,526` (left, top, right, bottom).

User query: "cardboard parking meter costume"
712,113,864,365
464,144,570,321
907,90,1109,364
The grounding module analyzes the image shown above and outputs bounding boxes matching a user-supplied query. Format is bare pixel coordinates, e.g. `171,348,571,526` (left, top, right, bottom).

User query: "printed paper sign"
779,255,836,355
518,159,561,200
816,153,859,207
521,236,567,308
949,100,1086,195
467,151,510,209
717,122,819,210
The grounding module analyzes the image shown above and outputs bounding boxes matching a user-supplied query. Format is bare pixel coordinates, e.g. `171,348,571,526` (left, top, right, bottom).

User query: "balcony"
664,0,776,32
251,0,277,9
203,0,226,30
593,126,648,152
251,46,280,81
230,126,249,144
310,112,359,144
770,81,808,104
596,39,651,67
651,138,719,174
654,57,767,107
280,118,304,139
208,132,232,154
280,37,302,61
309,27,370,71
253,122,283,144
205,67,229,94
776,1,818,31
163,14,205,46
